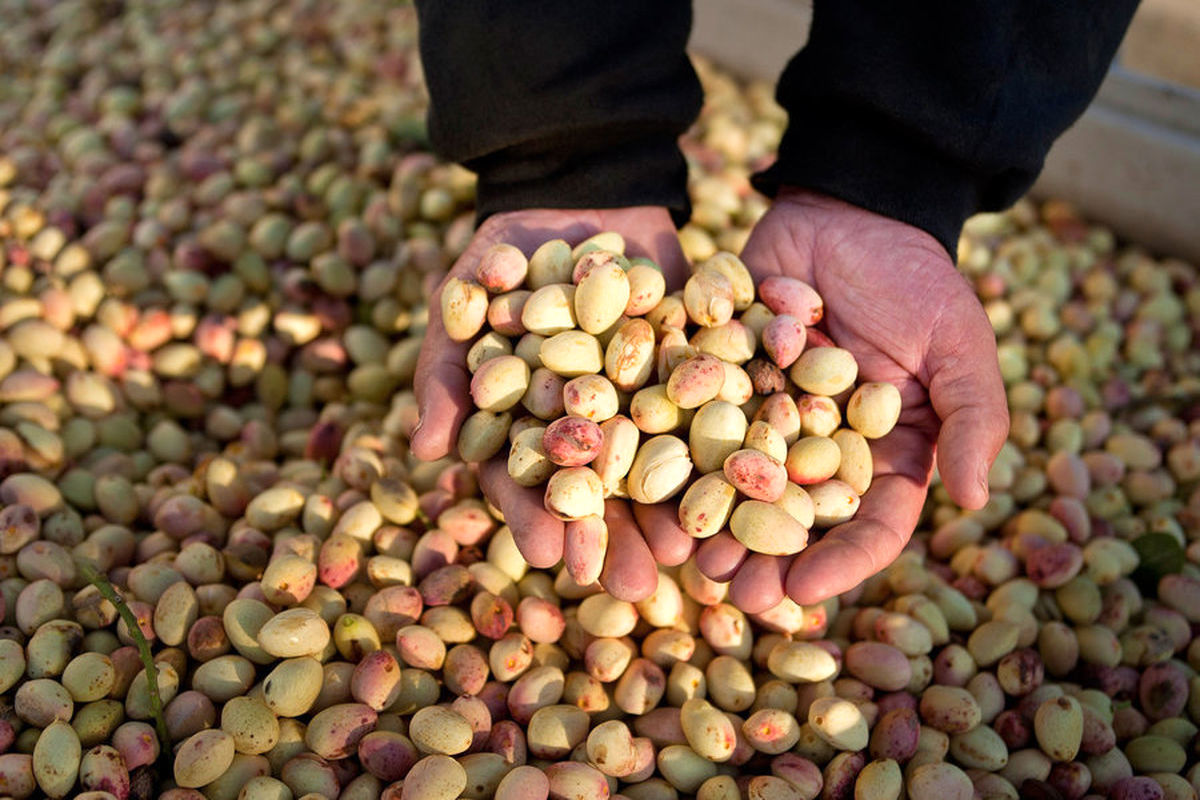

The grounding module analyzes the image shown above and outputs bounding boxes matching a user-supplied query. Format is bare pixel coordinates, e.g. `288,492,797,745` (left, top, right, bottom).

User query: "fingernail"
411,418,423,439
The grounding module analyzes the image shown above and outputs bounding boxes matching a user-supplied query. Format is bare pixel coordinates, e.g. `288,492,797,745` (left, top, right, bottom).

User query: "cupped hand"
706,188,1009,613
412,206,693,601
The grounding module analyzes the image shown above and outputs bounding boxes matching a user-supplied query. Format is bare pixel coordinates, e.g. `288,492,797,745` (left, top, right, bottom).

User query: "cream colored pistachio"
440,277,489,341
544,467,605,521
730,501,809,555
539,330,604,377
522,283,577,335
678,473,737,539
847,382,903,439
627,435,693,504
789,347,858,396
575,261,631,334
689,400,749,474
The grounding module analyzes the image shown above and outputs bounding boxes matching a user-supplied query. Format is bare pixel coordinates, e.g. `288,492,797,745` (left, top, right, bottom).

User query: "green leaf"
1131,532,1186,596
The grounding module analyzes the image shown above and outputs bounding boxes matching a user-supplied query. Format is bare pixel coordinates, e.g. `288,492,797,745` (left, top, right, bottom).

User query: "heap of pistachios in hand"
444,239,902,573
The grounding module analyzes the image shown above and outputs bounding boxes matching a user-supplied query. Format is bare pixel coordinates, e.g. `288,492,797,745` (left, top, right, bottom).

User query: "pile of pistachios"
444,239,901,571
0,2,1199,800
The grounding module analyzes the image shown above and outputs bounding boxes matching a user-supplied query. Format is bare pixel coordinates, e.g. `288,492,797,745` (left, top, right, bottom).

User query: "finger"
867,422,937,490
695,531,747,583
632,503,695,566
599,500,659,602
412,341,472,461
564,515,607,587
478,459,564,569
784,473,924,605
925,302,1009,510
412,271,473,461
738,214,815,284
729,554,788,615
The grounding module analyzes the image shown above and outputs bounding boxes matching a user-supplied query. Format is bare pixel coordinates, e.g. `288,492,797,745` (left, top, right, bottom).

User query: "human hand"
412,206,693,601
701,188,1009,613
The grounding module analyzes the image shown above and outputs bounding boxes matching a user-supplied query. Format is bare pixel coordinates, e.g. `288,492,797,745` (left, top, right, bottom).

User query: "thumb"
925,299,1009,509
411,285,472,462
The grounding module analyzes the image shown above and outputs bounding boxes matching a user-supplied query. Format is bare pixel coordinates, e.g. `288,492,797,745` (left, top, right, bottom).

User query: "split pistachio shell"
627,435,693,505
697,253,755,310
684,269,735,328
605,318,656,392
544,467,605,521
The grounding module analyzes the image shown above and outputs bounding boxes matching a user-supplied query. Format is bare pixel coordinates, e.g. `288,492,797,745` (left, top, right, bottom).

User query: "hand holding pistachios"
415,207,693,600
440,212,914,607
714,187,1010,612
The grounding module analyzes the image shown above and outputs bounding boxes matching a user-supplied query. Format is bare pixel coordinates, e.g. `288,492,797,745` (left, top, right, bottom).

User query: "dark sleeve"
414,1,703,226
753,1,1140,256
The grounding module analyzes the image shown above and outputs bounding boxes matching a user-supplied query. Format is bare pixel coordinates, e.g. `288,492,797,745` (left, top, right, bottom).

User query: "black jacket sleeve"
414,0,702,226
754,1,1140,255
415,1,1138,256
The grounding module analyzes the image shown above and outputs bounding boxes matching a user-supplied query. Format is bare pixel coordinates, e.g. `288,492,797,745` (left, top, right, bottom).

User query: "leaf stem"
78,562,172,767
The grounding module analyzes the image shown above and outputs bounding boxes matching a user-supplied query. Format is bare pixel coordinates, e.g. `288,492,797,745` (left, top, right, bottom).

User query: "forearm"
755,0,1140,256
414,0,703,225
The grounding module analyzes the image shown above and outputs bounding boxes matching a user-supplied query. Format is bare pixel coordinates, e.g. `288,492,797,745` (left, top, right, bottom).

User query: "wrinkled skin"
414,192,1008,607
